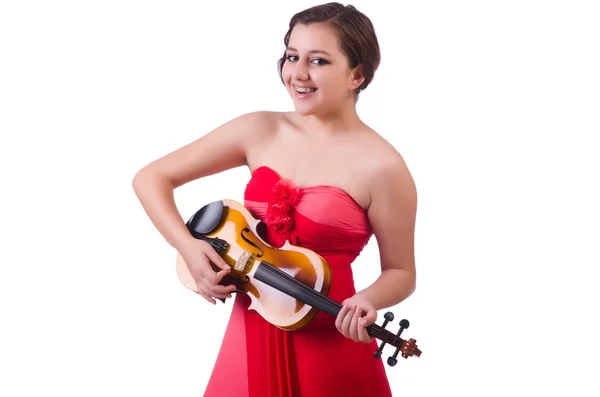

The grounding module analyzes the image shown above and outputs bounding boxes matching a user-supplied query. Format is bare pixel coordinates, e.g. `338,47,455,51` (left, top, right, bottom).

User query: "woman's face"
281,23,364,116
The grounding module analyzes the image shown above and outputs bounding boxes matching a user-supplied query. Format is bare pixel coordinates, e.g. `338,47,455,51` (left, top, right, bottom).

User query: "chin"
289,99,315,115
294,106,316,116
294,105,319,116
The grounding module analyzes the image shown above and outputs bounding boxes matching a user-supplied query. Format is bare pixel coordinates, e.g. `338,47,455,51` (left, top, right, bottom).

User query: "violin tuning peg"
373,311,395,360
399,319,409,330
382,312,394,328
374,348,383,359
384,311,395,323
386,319,410,367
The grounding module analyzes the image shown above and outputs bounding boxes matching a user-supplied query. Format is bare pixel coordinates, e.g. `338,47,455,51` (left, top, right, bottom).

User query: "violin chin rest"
185,200,225,235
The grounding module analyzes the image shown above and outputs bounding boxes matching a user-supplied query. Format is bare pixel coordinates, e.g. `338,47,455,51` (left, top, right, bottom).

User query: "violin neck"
253,261,405,347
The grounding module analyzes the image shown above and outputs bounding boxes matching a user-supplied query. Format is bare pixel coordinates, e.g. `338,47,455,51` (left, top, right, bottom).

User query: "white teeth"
294,85,316,93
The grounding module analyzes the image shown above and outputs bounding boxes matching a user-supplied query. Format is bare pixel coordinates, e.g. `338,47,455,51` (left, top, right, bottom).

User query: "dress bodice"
243,165,373,258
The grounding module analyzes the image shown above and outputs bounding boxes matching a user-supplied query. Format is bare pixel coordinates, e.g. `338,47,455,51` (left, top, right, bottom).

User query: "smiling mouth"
293,84,317,94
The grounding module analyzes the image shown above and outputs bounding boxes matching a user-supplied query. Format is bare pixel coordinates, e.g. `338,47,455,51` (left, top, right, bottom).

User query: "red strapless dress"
203,166,392,397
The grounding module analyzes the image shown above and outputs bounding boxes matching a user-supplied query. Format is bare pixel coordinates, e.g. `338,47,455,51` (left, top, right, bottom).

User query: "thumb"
360,308,377,327
204,245,230,271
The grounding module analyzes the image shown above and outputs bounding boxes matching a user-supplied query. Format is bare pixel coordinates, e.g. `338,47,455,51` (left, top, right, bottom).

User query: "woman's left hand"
335,293,377,343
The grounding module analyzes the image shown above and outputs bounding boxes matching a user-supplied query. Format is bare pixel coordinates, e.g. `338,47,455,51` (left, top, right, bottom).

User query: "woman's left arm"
357,154,418,309
336,154,417,342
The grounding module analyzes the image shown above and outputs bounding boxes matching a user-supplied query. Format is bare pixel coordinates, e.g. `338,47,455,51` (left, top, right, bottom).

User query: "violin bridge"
234,250,252,272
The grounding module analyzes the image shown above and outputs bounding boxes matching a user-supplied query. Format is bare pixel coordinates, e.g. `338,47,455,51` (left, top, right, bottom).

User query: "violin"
175,199,422,364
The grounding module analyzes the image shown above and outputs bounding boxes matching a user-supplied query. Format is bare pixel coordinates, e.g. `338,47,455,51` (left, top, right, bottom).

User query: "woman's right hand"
179,237,237,305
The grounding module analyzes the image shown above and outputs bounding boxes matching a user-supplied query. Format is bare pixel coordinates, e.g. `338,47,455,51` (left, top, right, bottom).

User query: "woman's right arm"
131,111,271,303
133,110,267,249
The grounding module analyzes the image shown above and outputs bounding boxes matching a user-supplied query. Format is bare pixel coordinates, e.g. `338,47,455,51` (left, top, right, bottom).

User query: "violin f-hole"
241,227,264,257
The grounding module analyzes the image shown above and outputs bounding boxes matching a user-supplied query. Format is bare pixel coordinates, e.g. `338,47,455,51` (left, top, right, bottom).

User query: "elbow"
132,166,172,198
132,166,155,197
132,168,146,195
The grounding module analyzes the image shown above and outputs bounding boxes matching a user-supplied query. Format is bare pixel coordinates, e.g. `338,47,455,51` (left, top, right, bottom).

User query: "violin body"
176,199,331,331
175,199,422,363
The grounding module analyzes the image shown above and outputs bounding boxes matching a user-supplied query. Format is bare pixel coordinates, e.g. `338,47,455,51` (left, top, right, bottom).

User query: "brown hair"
277,2,381,100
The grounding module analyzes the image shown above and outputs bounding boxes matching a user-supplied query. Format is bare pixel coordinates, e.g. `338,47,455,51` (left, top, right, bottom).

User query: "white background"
1,0,599,396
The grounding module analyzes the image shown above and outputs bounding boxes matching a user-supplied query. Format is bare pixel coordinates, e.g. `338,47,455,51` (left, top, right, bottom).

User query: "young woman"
133,3,417,396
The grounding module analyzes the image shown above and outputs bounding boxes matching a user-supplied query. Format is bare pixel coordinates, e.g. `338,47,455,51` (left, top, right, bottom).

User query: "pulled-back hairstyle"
277,2,381,100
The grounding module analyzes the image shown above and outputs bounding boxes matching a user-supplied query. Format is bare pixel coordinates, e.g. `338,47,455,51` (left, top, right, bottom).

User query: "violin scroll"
400,338,421,359
373,313,422,366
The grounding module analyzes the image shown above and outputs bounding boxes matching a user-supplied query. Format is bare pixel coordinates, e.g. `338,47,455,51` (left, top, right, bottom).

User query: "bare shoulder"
236,110,280,134
215,110,278,141
134,110,279,188
360,129,416,201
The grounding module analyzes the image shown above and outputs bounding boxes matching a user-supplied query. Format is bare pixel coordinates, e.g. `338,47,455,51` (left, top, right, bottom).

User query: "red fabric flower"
266,178,299,234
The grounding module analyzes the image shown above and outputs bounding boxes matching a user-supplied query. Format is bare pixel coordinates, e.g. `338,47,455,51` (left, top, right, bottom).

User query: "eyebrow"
286,47,331,56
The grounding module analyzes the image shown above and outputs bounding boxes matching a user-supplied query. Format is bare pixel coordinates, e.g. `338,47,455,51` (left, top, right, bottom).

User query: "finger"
349,306,361,341
357,311,374,342
357,319,372,343
197,287,216,305
214,268,232,284
358,308,376,343
211,291,233,300
335,305,351,331
200,277,227,297
203,245,230,271
209,286,236,300
340,306,355,336
211,284,237,295
360,308,377,328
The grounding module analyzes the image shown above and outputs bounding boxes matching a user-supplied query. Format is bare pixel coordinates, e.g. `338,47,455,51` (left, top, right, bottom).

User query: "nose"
292,60,309,81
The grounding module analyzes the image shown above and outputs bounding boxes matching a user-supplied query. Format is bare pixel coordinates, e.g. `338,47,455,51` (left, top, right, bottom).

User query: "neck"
295,97,364,135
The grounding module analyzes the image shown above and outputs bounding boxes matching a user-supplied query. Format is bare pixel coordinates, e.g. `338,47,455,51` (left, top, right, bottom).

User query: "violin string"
253,262,401,345
220,243,402,346
256,260,343,316
224,244,337,309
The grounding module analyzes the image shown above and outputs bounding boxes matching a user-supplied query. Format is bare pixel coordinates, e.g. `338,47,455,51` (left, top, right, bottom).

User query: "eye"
311,58,328,65
285,55,328,65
